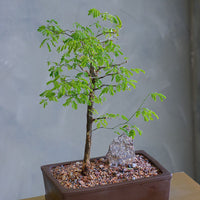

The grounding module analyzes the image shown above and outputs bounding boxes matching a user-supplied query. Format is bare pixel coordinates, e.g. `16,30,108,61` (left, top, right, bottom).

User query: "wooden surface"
21,172,200,200
169,172,200,200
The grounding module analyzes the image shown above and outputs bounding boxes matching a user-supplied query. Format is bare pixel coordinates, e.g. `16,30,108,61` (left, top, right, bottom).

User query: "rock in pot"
106,133,135,167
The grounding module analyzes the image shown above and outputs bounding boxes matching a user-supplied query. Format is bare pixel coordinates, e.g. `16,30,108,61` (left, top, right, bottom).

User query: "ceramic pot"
41,150,172,200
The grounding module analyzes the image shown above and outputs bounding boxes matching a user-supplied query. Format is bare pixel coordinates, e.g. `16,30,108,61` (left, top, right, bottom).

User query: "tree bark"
82,65,96,175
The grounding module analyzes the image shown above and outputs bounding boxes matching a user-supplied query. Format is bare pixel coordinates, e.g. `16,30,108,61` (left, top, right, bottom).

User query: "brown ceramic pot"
41,150,172,200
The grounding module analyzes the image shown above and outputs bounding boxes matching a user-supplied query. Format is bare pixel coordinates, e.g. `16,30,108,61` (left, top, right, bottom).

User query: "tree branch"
98,73,118,80
60,63,89,75
92,117,107,122
94,84,117,91
78,65,90,75
97,60,128,72
63,32,72,37
64,92,89,98
47,27,72,38
96,31,116,38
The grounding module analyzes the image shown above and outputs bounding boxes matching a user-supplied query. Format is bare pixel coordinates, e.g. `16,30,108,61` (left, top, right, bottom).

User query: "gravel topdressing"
50,154,161,190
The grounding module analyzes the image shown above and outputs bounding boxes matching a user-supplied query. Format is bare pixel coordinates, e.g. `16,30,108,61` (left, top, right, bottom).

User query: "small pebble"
99,158,104,162
132,163,137,168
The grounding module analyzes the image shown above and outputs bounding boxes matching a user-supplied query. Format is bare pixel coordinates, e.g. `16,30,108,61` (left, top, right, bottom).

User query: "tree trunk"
82,65,96,175
82,96,93,175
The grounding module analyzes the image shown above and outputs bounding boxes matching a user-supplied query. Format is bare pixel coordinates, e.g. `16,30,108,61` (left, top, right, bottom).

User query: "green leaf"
37,25,46,32
141,108,159,122
112,16,118,24
106,113,118,118
135,110,141,118
49,96,58,102
119,127,129,135
75,72,83,78
51,19,58,24
72,101,78,110
40,38,48,48
115,15,122,28
46,80,53,85
129,129,135,139
109,86,114,95
116,84,121,92
45,90,56,98
63,97,72,107
88,8,101,18
58,86,66,98
133,126,143,136
144,116,149,122
40,99,48,108
43,101,48,108
46,43,51,52
40,91,46,97
131,68,145,74
96,122,101,129
121,115,128,121
152,111,159,119
129,82,136,89
151,92,166,102
103,119,108,126
151,93,157,102
115,74,121,82
122,124,129,129
157,93,166,102
114,131,121,135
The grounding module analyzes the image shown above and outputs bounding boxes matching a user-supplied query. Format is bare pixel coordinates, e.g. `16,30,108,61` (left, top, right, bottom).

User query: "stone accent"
106,133,135,167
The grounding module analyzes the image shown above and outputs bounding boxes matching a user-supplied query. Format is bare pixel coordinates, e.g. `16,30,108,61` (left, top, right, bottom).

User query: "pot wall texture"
0,0,194,199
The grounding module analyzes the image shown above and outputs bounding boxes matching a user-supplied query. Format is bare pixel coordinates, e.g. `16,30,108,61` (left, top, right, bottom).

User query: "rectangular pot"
41,150,172,200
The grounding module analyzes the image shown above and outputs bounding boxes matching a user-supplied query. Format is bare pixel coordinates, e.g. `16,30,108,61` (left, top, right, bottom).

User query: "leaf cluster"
38,8,166,139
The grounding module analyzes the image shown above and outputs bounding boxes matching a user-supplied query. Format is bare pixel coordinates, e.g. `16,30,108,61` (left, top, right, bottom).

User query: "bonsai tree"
38,8,166,175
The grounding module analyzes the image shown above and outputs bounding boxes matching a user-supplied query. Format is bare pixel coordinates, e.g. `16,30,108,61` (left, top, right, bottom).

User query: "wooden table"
21,172,200,200
169,172,200,200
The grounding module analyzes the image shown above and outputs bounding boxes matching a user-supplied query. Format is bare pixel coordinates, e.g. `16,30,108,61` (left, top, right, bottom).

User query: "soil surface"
51,154,161,189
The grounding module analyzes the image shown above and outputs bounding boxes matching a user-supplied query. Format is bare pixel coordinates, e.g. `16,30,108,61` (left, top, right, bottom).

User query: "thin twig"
124,93,150,124
100,39,113,44
64,29,74,33
92,93,151,132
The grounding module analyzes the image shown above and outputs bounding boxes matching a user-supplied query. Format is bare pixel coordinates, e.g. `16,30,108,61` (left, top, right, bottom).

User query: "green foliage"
151,92,166,102
38,8,166,139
